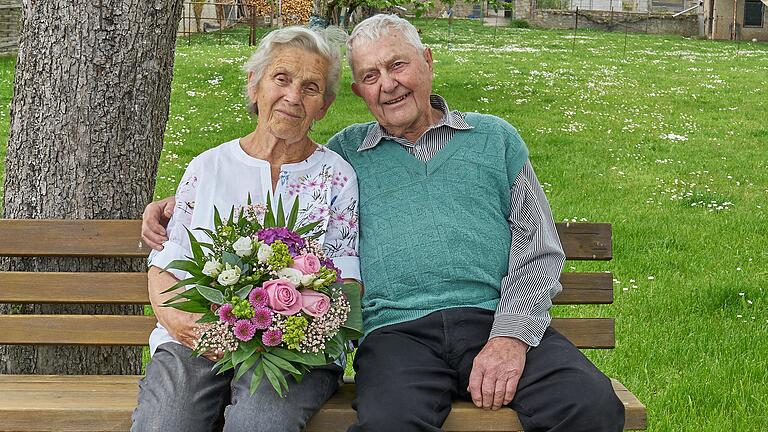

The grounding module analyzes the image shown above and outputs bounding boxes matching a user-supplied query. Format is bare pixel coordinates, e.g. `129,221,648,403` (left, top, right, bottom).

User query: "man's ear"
315,94,336,121
351,82,362,98
423,47,434,71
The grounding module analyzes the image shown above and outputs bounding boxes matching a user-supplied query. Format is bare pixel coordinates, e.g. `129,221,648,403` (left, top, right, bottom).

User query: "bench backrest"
0,220,614,350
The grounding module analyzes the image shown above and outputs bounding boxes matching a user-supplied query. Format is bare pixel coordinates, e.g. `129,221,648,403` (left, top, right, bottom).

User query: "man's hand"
141,196,176,250
155,305,202,351
467,336,528,410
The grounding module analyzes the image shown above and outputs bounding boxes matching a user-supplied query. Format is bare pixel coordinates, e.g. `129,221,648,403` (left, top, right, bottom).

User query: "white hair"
242,26,346,115
347,14,425,74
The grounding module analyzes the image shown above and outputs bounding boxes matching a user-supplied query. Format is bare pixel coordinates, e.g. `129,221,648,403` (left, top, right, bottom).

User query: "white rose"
277,267,303,285
257,243,273,263
202,260,223,277
232,236,254,257
217,265,241,286
300,274,316,287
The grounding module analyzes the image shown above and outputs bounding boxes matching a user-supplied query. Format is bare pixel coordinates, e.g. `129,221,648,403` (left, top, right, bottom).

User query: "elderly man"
143,15,624,432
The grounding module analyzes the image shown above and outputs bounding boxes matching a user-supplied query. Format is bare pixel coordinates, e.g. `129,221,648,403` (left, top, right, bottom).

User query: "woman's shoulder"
184,139,241,170
316,145,357,179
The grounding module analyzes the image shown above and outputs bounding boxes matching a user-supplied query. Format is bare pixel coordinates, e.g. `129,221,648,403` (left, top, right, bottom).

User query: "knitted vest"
328,113,529,336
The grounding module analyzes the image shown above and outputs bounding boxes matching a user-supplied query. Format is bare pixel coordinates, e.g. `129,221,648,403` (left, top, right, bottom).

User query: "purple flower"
217,303,237,324
257,227,305,254
251,307,273,330
248,287,269,308
262,329,283,347
320,258,342,283
233,319,256,341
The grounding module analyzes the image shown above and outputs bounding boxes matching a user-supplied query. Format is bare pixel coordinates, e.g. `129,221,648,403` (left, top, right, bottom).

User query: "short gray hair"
243,26,346,115
347,14,425,74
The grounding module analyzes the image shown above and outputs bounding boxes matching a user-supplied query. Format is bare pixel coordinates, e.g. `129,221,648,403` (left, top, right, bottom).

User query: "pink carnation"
233,319,256,341
217,303,237,324
248,287,269,308
262,329,283,347
251,307,273,330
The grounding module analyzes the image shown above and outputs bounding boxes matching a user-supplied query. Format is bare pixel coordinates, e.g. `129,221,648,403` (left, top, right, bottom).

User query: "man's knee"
560,372,625,430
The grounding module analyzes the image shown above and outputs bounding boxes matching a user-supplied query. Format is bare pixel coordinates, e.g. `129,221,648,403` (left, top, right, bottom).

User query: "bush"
510,19,530,28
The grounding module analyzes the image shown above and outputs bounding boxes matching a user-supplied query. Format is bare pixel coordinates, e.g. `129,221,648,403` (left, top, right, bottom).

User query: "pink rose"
300,289,331,317
291,253,321,274
263,279,302,315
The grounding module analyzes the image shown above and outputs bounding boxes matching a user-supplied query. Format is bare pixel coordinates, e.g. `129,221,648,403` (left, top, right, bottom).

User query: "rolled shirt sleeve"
147,158,201,281
490,160,565,347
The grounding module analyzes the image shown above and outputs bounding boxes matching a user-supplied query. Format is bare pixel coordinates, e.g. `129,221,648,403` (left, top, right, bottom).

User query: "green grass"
3,20,768,431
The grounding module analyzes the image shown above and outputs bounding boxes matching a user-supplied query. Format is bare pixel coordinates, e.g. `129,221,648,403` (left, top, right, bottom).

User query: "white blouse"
148,138,360,355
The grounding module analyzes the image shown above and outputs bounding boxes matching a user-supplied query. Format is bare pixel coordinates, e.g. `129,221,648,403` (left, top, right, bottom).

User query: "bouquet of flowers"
162,194,362,396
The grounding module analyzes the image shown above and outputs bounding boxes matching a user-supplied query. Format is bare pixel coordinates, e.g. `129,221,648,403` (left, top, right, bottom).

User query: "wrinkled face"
250,46,333,143
350,32,434,139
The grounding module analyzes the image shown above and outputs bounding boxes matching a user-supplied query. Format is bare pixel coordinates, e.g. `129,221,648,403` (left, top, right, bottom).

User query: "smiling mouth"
383,92,411,105
276,110,302,119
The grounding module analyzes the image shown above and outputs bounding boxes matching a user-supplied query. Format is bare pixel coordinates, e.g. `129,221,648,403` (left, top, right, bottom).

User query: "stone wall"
529,9,699,35
0,0,21,56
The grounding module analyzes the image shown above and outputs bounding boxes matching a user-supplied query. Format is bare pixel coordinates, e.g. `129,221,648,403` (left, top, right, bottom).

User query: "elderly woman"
131,27,359,432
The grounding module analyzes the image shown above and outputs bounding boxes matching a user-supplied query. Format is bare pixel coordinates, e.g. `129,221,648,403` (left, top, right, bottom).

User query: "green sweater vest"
328,113,529,337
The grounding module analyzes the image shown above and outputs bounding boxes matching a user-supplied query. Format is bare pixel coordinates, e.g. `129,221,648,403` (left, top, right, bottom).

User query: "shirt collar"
357,94,472,152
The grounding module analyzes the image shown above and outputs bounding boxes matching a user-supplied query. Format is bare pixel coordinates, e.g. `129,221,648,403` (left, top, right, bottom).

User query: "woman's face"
250,47,334,144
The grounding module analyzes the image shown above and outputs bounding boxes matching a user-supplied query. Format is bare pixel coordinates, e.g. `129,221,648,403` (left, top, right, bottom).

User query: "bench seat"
0,375,646,431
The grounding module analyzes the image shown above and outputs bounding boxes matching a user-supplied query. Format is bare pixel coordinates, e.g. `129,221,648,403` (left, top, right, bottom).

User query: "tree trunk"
0,0,183,374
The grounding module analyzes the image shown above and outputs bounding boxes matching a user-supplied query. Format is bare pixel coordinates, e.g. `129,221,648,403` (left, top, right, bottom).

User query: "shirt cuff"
489,313,550,348
331,255,361,282
147,241,188,281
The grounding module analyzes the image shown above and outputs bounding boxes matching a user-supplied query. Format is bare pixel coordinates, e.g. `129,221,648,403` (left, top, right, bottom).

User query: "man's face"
350,31,434,140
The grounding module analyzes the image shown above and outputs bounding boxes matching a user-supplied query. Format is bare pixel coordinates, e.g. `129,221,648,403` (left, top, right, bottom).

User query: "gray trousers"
132,342,342,432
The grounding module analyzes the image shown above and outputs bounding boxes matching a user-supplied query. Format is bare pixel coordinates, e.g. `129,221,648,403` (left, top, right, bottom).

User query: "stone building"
703,0,767,40
0,0,21,56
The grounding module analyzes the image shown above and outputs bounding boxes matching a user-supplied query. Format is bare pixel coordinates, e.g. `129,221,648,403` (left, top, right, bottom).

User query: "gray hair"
347,14,425,74
243,26,346,115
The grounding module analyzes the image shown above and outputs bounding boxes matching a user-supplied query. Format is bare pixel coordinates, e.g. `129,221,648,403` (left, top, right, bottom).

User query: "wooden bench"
0,219,646,431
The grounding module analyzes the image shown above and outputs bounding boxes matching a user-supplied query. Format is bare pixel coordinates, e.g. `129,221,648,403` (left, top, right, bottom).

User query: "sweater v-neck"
379,127,476,177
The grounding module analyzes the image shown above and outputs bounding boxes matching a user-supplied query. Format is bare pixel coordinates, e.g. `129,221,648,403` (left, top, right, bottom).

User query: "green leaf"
263,353,302,375
185,226,204,263
267,347,327,366
294,221,322,235
195,284,225,304
196,311,218,324
263,359,288,397
276,195,286,227
286,196,300,230
162,300,209,313
263,193,276,227
249,361,265,395
164,260,204,278
161,276,199,294
221,251,241,267
213,207,223,229
194,227,217,242
234,284,254,299
232,342,258,365
235,352,261,381
340,282,363,339
227,205,235,225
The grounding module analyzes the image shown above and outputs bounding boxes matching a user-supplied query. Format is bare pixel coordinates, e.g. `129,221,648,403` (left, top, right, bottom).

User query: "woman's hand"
141,196,176,250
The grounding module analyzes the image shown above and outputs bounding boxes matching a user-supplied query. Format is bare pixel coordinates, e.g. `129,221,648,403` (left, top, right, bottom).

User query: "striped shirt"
357,95,565,347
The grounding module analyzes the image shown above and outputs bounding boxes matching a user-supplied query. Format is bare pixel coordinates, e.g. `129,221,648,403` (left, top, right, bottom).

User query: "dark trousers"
349,308,624,432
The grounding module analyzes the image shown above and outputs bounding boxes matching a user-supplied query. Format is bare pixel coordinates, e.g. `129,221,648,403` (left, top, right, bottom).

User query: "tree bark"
0,0,183,374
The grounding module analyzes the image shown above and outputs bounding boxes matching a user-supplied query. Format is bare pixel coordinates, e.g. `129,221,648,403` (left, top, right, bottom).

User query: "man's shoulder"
327,122,378,155
463,112,520,136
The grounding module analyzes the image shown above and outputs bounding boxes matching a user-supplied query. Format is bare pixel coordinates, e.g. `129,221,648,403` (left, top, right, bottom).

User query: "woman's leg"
131,343,232,432
224,363,343,432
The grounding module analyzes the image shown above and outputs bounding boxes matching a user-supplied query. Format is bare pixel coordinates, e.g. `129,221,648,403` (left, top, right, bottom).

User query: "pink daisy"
262,329,283,347
217,303,237,324
251,307,273,330
248,287,268,308
233,320,256,342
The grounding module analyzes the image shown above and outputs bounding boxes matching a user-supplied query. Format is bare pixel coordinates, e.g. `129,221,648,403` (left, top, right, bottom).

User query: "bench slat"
0,220,146,257
0,220,611,260
0,316,613,348
0,375,645,431
0,272,613,305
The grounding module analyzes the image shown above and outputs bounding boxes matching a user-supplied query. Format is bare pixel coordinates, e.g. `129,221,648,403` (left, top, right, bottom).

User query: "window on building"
744,0,765,27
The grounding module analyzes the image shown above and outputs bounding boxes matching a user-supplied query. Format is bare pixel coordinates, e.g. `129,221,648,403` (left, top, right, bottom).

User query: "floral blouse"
148,139,359,355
